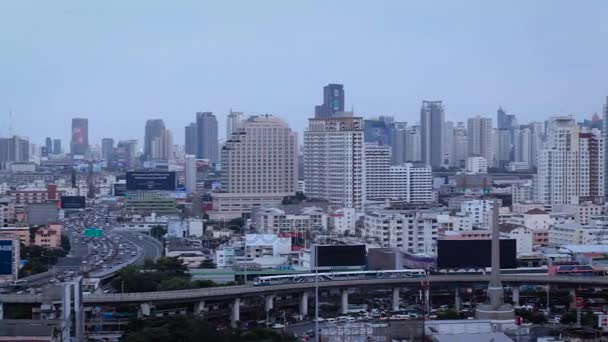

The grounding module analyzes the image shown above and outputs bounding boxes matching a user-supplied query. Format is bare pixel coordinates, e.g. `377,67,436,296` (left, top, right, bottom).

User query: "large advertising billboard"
113,183,127,196
315,245,367,268
126,172,176,191
60,196,86,209
0,240,13,275
436,239,517,269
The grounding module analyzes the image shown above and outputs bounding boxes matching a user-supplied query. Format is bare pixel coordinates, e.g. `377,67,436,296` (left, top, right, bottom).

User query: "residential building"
391,122,407,165
184,154,197,193
467,115,493,166
466,156,488,174
101,138,114,161
536,117,604,205
196,112,219,162
364,116,393,145
420,100,444,168
405,125,422,162
184,122,197,156
150,129,173,160
460,199,500,229
144,119,166,160
52,138,61,155
451,122,468,168
304,116,365,209
330,207,360,235
226,110,244,138
512,182,534,204
364,209,440,254
252,206,328,234
0,136,29,163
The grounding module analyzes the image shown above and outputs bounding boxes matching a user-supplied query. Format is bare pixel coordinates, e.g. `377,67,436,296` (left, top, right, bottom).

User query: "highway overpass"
3,274,608,305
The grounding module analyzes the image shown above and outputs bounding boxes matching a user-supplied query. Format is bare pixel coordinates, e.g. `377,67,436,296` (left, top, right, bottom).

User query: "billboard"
0,240,13,275
315,245,367,268
126,171,176,191
84,228,103,237
436,239,517,269
113,183,127,196
60,196,86,209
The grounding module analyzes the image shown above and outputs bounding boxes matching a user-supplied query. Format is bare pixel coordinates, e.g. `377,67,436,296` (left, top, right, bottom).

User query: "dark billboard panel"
0,240,13,275
126,172,176,191
315,245,367,268
113,183,127,196
60,196,86,209
436,239,517,269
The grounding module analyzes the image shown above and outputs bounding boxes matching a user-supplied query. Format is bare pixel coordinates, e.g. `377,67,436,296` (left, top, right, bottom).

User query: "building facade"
420,101,444,168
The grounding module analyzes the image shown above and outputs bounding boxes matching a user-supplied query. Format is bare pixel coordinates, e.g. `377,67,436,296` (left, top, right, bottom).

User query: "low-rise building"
252,206,328,234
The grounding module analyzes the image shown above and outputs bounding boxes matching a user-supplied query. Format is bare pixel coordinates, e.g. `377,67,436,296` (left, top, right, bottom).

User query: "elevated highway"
3,275,608,305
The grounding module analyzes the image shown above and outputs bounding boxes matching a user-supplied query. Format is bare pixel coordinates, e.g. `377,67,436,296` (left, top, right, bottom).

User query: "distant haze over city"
1,1,607,145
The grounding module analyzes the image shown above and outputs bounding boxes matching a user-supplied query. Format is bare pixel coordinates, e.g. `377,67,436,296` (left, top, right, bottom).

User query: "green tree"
157,277,192,291
198,259,216,269
61,234,71,253
437,309,462,320
150,225,167,240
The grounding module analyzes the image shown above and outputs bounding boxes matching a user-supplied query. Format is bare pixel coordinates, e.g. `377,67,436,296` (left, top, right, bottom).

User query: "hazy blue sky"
1,1,607,148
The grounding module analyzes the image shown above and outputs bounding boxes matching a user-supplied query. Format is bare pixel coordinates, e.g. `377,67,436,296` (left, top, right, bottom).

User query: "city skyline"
2,1,608,145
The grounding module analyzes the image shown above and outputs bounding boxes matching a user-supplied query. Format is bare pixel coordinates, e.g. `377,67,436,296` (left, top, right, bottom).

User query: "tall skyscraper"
196,112,219,163
467,116,494,166
70,118,89,155
420,100,444,168
314,83,345,118
185,154,197,193
405,126,422,162
53,139,61,155
304,116,365,209
101,138,114,161
443,121,454,166
536,117,604,204
391,122,408,165
184,122,197,156
213,115,298,217
451,122,468,168
226,110,244,138
604,96,608,204
151,129,174,160
144,119,166,160
496,107,518,168
45,137,52,154
0,136,29,163
116,140,137,168
496,106,517,130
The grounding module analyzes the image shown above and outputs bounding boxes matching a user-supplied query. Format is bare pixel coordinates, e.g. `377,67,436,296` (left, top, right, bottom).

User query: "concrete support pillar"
299,292,309,318
454,288,461,311
512,286,520,306
265,295,274,312
140,303,151,317
392,288,400,312
231,298,241,328
340,289,349,315
569,288,576,310
194,301,205,315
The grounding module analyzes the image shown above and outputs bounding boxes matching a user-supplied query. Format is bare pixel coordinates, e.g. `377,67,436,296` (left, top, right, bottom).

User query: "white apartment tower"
226,110,244,138
222,115,298,195
185,154,197,193
467,116,493,166
536,117,604,205
304,116,365,209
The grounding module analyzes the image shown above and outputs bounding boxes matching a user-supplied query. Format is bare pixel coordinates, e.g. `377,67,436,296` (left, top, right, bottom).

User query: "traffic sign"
575,297,584,309
84,228,103,237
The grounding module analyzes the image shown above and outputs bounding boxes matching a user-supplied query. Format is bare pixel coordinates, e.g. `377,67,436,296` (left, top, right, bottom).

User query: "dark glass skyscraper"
184,122,197,156
70,118,89,155
314,83,345,118
45,137,52,154
101,138,114,161
196,112,218,162
144,119,166,160
420,100,444,168
53,139,61,154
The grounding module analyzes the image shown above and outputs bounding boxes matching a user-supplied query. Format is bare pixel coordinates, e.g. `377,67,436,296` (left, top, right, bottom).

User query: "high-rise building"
185,154,197,193
115,140,137,169
101,138,114,161
604,97,608,203
536,117,604,205
496,107,518,168
144,119,166,160
196,112,219,163
364,116,394,145
452,122,468,168
70,118,89,155
45,137,52,155
391,122,407,165
151,129,173,160
53,139,61,155
226,110,244,138
212,115,298,218
0,136,29,163
420,100,444,168
405,125,422,163
314,83,345,118
304,116,365,209
184,122,197,156
443,121,454,166
467,116,493,166
364,143,433,202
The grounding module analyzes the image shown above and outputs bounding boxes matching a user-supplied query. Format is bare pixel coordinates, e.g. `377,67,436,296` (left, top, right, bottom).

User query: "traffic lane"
114,232,162,266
